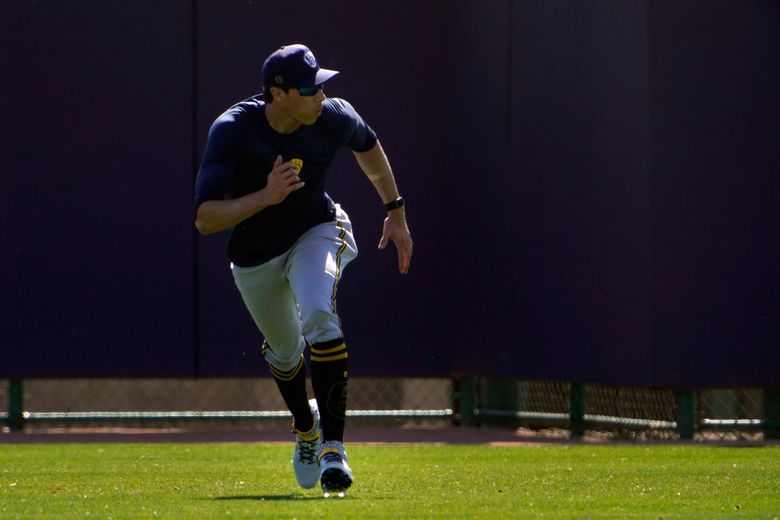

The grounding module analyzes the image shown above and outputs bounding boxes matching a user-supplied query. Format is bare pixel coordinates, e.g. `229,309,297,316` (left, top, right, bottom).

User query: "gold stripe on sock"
310,343,346,355
269,356,304,382
311,352,349,363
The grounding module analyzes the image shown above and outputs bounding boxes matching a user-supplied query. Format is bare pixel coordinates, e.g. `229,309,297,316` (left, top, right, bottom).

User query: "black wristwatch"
384,197,405,212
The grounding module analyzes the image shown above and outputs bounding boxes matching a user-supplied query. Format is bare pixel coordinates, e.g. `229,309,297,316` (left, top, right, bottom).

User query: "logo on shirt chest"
290,158,303,173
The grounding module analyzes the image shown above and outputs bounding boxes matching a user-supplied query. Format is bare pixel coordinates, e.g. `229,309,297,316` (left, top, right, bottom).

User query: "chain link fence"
460,378,776,441
697,388,766,441
2,378,776,440
0,378,453,431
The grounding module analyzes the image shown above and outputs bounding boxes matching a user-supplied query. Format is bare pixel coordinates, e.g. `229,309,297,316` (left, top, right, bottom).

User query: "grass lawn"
1,443,778,518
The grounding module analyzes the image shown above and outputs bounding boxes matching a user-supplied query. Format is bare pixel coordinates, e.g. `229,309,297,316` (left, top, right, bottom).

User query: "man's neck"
265,103,300,134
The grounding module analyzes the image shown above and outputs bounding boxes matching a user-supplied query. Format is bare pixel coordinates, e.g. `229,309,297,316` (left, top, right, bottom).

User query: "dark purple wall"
2,1,778,387
503,1,654,386
1,1,195,377
648,0,780,387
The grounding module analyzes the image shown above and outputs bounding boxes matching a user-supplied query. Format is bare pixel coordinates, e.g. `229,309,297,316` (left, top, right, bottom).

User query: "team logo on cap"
303,51,317,69
274,75,284,85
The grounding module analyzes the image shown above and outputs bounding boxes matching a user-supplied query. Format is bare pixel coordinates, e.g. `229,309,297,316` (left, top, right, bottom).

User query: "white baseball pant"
231,205,358,371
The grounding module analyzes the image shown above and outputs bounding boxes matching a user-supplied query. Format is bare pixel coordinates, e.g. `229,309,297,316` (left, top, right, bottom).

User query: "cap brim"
314,68,339,85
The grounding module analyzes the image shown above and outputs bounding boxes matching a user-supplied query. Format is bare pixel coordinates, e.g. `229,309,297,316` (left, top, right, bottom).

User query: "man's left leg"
287,207,357,494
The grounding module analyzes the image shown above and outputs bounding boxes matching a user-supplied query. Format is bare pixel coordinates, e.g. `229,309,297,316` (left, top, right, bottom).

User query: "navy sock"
310,338,349,442
269,355,314,433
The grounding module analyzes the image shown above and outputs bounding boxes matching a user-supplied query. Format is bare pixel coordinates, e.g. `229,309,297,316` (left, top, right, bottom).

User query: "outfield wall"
2,1,778,387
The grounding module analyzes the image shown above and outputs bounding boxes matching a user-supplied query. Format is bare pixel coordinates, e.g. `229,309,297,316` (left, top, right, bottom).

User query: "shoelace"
297,438,319,464
321,452,342,465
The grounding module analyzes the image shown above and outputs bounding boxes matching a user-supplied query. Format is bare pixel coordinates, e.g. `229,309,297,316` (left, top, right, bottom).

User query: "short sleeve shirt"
194,96,377,266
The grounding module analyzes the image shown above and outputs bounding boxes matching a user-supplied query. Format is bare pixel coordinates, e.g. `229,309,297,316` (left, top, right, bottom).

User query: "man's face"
283,85,326,126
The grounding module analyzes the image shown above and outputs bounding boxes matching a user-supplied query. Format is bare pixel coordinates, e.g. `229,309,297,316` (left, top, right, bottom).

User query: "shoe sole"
296,473,320,489
320,467,353,493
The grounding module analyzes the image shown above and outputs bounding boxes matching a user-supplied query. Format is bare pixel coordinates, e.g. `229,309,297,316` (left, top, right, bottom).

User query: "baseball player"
193,44,413,495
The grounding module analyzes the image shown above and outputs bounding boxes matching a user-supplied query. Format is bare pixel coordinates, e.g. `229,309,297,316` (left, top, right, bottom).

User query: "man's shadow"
213,494,383,501
213,494,314,502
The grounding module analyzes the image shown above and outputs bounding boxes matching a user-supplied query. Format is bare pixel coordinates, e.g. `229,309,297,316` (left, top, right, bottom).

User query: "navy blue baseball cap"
262,44,339,89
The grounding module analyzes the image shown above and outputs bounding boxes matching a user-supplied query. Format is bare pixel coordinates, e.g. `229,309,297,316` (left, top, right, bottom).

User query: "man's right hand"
262,155,305,205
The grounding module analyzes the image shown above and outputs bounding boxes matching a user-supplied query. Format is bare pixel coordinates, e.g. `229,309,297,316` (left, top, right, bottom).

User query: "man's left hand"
378,211,413,274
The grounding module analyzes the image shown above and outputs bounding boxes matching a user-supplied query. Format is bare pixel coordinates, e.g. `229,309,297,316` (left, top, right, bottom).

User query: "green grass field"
1,442,778,519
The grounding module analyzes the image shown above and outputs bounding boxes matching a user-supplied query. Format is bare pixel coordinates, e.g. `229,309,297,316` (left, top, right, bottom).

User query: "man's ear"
270,86,286,102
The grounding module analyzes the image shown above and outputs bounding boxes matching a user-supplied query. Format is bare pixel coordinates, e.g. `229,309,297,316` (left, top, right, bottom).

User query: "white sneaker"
292,399,321,489
318,440,353,495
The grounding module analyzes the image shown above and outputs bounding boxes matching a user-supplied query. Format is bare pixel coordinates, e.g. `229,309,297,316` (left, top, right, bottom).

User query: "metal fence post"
675,390,695,440
764,388,780,440
570,382,586,438
8,379,24,431
481,378,523,427
456,377,477,426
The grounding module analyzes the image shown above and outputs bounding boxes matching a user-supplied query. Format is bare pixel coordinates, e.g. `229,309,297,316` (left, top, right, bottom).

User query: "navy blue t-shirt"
194,96,377,266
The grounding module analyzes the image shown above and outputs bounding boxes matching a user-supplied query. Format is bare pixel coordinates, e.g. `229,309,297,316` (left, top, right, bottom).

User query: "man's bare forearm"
194,191,270,235
353,141,402,204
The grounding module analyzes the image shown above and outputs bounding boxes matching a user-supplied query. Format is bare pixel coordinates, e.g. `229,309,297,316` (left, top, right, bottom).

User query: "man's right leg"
232,259,312,429
231,259,321,488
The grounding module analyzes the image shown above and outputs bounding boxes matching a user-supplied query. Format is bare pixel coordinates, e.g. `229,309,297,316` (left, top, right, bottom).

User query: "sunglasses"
297,84,323,96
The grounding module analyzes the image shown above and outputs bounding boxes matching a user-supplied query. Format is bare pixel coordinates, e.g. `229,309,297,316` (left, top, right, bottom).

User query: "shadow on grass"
213,495,311,501
213,494,384,501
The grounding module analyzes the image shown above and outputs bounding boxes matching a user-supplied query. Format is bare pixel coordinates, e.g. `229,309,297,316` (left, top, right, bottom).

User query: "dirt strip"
1,426,775,446
0,426,537,445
